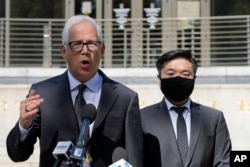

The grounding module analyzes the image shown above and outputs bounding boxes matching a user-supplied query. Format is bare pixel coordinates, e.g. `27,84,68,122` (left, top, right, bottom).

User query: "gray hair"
62,15,103,44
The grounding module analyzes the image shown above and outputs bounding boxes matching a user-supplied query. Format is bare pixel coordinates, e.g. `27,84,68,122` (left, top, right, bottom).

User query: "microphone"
109,147,133,167
70,104,97,166
52,140,74,167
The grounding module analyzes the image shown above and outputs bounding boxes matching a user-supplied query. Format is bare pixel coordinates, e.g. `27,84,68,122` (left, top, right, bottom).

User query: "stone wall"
1,84,250,166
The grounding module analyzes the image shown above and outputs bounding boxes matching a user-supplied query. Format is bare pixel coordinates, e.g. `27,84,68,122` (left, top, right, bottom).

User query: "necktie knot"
172,106,186,115
77,84,87,93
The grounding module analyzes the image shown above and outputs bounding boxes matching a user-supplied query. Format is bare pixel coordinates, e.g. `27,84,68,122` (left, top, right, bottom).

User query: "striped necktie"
172,106,188,165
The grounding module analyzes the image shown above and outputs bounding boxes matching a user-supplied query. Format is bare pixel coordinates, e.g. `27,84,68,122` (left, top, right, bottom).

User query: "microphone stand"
69,145,86,167
52,157,63,167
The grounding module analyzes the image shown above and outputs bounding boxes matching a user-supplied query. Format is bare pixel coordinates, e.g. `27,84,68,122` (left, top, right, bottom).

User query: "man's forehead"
163,66,193,71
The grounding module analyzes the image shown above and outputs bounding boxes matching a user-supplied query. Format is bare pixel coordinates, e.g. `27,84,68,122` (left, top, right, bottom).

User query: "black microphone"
70,104,97,166
52,140,74,167
112,147,128,163
109,147,133,167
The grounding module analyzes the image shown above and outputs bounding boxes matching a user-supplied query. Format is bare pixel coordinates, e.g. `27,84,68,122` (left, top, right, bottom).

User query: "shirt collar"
67,70,103,92
164,97,191,112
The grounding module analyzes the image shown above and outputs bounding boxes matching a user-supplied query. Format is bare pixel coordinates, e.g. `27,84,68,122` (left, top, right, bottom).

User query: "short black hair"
156,49,198,75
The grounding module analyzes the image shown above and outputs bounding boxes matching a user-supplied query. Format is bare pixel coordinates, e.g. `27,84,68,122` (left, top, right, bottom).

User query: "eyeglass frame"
64,40,102,52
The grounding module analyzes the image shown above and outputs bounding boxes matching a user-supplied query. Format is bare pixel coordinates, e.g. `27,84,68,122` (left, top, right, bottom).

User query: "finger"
22,89,44,113
20,108,39,129
25,90,41,103
25,98,44,112
29,90,37,97
25,105,30,112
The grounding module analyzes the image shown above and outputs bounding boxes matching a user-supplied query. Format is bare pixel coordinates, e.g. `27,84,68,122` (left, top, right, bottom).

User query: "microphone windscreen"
80,103,97,123
112,147,128,163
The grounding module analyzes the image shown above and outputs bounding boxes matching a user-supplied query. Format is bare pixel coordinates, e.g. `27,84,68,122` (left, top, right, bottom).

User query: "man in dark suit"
6,15,143,167
141,50,231,167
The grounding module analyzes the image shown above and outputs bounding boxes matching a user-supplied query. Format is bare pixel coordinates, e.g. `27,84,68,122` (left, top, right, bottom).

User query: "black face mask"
160,76,195,102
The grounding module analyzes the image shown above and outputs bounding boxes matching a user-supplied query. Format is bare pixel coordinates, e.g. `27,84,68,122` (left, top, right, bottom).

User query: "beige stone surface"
1,84,250,166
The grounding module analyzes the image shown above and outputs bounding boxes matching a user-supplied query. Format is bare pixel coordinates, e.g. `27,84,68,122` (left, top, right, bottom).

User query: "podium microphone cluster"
70,104,97,166
109,147,133,167
52,140,74,167
52,104,97,167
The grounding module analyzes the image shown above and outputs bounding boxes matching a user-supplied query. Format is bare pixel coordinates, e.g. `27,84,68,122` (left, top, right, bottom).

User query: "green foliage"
6,0,250,18
10,0,64,18
213,0,250,16
232,0,250,15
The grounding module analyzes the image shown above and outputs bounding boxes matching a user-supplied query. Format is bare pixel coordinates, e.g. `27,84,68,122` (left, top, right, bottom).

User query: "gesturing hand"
20,90,44,129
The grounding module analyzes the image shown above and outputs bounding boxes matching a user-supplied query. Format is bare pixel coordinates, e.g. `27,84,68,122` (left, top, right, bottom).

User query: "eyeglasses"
65,41,101,52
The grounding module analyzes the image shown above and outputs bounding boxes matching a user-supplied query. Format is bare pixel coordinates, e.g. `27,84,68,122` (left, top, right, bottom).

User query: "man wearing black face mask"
141,50,231,167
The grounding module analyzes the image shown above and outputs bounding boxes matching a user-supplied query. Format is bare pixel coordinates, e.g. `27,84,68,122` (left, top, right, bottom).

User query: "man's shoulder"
115,82,136,93
140,103,162,123
32,71,67,87
99,70,137,95
192,101,223,117
141,102,161,112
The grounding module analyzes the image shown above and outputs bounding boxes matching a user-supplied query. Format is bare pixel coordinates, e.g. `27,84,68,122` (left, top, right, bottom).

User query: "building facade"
1,0,250,68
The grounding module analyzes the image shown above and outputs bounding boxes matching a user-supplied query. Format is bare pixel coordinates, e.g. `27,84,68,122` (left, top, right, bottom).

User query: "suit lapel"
54,71,79,134
92,71,118,131
185,102,202,166
159,100,182,163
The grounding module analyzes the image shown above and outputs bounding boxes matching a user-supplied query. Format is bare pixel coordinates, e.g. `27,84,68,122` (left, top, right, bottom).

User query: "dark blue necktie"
172,106,188,165
75,84,87,128
75,84,91,146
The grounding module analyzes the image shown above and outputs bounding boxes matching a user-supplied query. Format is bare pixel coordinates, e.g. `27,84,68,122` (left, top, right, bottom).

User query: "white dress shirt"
164,98,191,146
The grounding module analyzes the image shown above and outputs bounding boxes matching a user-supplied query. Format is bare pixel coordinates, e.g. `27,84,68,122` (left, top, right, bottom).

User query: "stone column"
200,0,211,66
103,0,113,67
162,0,178,51
65,0,75,19
131,0,143,67
96,0,102,20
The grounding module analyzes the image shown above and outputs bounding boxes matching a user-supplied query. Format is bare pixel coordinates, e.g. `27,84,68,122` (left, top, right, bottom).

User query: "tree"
212,0,250,16
11,0,64,18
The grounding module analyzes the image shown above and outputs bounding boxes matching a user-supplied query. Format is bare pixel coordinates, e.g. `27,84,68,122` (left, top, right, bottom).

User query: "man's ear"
60,44,67,59
100,43,105,59
157,74,161,87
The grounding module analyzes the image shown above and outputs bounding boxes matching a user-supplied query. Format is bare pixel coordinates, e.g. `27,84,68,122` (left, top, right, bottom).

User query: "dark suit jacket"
6,70,143,167
141,99,231,167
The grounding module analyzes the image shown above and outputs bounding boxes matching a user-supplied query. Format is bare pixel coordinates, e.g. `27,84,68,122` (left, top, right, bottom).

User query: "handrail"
0,16,250,67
